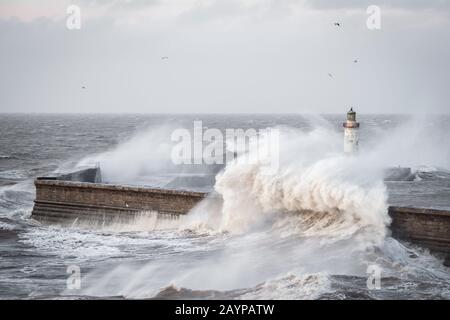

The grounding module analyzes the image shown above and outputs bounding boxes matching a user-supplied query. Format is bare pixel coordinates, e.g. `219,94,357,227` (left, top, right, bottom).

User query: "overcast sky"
1,0,449,113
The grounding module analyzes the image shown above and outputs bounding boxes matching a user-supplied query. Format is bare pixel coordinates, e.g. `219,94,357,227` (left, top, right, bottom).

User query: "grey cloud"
177,0,297,23
304,0,450,11
0,1,449,114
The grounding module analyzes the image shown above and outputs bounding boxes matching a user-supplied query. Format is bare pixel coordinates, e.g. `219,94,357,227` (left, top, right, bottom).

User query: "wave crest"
213,127,389,247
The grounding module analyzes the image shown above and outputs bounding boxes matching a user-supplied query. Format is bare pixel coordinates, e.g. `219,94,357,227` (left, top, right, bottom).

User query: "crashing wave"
208,127,390,251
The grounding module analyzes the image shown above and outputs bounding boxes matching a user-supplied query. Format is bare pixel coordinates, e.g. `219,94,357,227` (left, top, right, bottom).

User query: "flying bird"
354,59,358,63
334,22,341,27
161,56,169,60
328,73,334,78
81,86,86,89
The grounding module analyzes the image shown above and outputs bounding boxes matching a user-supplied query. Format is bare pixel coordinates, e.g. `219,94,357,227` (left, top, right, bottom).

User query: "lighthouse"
343,108,360,154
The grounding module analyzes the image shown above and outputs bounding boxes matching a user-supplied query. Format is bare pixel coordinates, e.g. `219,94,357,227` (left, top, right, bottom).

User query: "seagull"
334,22,341,27
328,73,334,78
161,56,169,60
81,86,86,89
354,59,358,63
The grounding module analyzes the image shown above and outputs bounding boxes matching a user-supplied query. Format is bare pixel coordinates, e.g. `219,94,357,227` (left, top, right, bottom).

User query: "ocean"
0,113,449,299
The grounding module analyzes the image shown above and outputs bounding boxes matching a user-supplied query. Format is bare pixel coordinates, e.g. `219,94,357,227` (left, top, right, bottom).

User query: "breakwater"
32,180,208,225
389,206,450,265
31,168,450,265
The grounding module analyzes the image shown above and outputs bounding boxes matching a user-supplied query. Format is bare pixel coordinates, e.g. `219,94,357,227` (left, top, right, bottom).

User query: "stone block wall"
32,179,209,225
389,206,450,255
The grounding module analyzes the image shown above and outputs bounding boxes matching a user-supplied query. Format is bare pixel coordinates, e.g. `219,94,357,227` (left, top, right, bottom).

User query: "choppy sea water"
0,114,449,300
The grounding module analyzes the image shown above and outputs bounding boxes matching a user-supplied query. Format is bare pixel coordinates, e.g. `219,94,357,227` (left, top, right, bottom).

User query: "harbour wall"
31,174,450,265
32,179,209,225
389,206,450,260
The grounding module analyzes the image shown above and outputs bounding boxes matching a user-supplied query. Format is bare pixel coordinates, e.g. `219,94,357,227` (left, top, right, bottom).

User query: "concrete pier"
389,206,450,264
32,179,208,225
31,168,450,265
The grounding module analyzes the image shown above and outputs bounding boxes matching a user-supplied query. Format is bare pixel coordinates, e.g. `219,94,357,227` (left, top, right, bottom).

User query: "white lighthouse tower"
343,108,360,154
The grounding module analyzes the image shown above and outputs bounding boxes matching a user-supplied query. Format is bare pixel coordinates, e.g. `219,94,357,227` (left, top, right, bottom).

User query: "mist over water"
0,114,449,299
77,124,182,185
